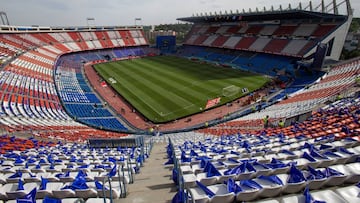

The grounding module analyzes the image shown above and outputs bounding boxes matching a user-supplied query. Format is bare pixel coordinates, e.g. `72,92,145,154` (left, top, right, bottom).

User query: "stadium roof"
177,10,348,23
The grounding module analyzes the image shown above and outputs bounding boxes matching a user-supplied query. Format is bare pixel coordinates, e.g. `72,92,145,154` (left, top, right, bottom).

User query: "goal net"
222,85,240,97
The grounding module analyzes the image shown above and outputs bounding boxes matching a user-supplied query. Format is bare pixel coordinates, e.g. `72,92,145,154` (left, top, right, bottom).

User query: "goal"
222,85,240,97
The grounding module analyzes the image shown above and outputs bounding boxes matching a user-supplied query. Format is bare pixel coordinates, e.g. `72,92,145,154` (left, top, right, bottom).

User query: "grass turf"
94,55,270,123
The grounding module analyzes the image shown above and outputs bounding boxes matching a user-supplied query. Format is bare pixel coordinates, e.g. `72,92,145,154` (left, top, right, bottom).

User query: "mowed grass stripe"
141,57,229,92
120,57,243,105
101,63,184,115
96,64,173,119
112,62,194,109
150,56,266,92
96,62,202,120
94,63,158,115
151,56,238,82
131,59,211,101
153,56,253,81
94,56,269,122
98,62,200,121
138,56,261,96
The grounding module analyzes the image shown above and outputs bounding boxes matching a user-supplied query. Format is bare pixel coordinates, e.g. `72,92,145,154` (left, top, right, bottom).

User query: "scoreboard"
156,35,176,53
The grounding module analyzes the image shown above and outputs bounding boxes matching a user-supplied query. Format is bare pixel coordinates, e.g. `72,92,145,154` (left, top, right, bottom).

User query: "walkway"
117,142,177,203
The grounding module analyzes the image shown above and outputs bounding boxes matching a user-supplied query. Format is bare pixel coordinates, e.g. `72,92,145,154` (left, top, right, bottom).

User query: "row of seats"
0,28,150,133
163,89,360,201
0,30,147,58
180,46,296,78
190,23,337,37
54,48,153,131
165,129,360,203
0,135,56,154
227,60,360,126
0,140,153,201
186,181,360,203
184,22,340,57
201,95,360,140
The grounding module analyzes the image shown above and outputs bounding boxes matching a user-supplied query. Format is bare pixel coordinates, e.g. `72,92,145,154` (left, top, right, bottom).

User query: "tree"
349,18,360,32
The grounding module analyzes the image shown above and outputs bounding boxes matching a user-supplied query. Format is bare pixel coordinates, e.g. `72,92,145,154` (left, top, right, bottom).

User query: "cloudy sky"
1,0,359,26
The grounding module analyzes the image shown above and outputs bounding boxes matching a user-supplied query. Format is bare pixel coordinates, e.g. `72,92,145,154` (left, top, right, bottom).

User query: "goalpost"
222,85,240,97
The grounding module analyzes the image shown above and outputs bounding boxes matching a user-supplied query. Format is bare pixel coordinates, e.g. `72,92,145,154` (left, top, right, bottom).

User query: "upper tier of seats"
184,22,340,57
0,30,147,64
0,29,148,134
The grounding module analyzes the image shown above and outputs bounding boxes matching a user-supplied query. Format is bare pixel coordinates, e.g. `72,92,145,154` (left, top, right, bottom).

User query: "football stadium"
0,0,359,202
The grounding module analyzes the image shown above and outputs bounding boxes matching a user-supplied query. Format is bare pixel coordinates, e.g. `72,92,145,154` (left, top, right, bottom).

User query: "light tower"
134,18,142,27
0,11,10,25
86,17,95,27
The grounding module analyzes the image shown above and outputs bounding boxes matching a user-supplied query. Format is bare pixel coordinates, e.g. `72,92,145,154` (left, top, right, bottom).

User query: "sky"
1,0,359,27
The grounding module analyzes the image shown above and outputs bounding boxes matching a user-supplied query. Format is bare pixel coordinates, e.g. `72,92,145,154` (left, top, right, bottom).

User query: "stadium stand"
224,59,360,127
180,9,348,61
166,129,360,203
0,0,359,202
0,28,148,133
0,134,152,201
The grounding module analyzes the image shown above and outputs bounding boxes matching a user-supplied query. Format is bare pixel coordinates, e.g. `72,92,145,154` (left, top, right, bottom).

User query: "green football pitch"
94,56,269,123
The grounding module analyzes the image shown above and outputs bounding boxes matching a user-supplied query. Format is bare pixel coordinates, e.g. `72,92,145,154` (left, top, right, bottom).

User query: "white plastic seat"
334,149,358,163
277,174,306,194
32,181,54,199
272,165,290,175
302,170,327,190
62,181,98,199
252,177,283,198
279,194,305,203
191,164,205,175
235,182,261,202
283,158,311,169
188,184,235,203
344,162,360,183
334,185,360,203
96,181,126,199
0,182,35,200
313,156,335,168
30,167,46,174
1,161,14,167
276,152,298,160
0,167,16,174
45,164,65,173
34,172,60,182
323,152,348,165
196,173,218,186
234,168,255,181
311,189,348,203
325,165,350,186
217,169,236,183
55,198,84,203
180,165,193,175
45,182,76,199
0,173,14,184
96,170,130,184
85,198,111,203
253,164,272,177
221,160,241,169
183,173,197,188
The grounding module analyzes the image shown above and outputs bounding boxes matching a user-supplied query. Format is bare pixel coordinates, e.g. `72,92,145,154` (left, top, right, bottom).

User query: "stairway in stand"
118,142,177,203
